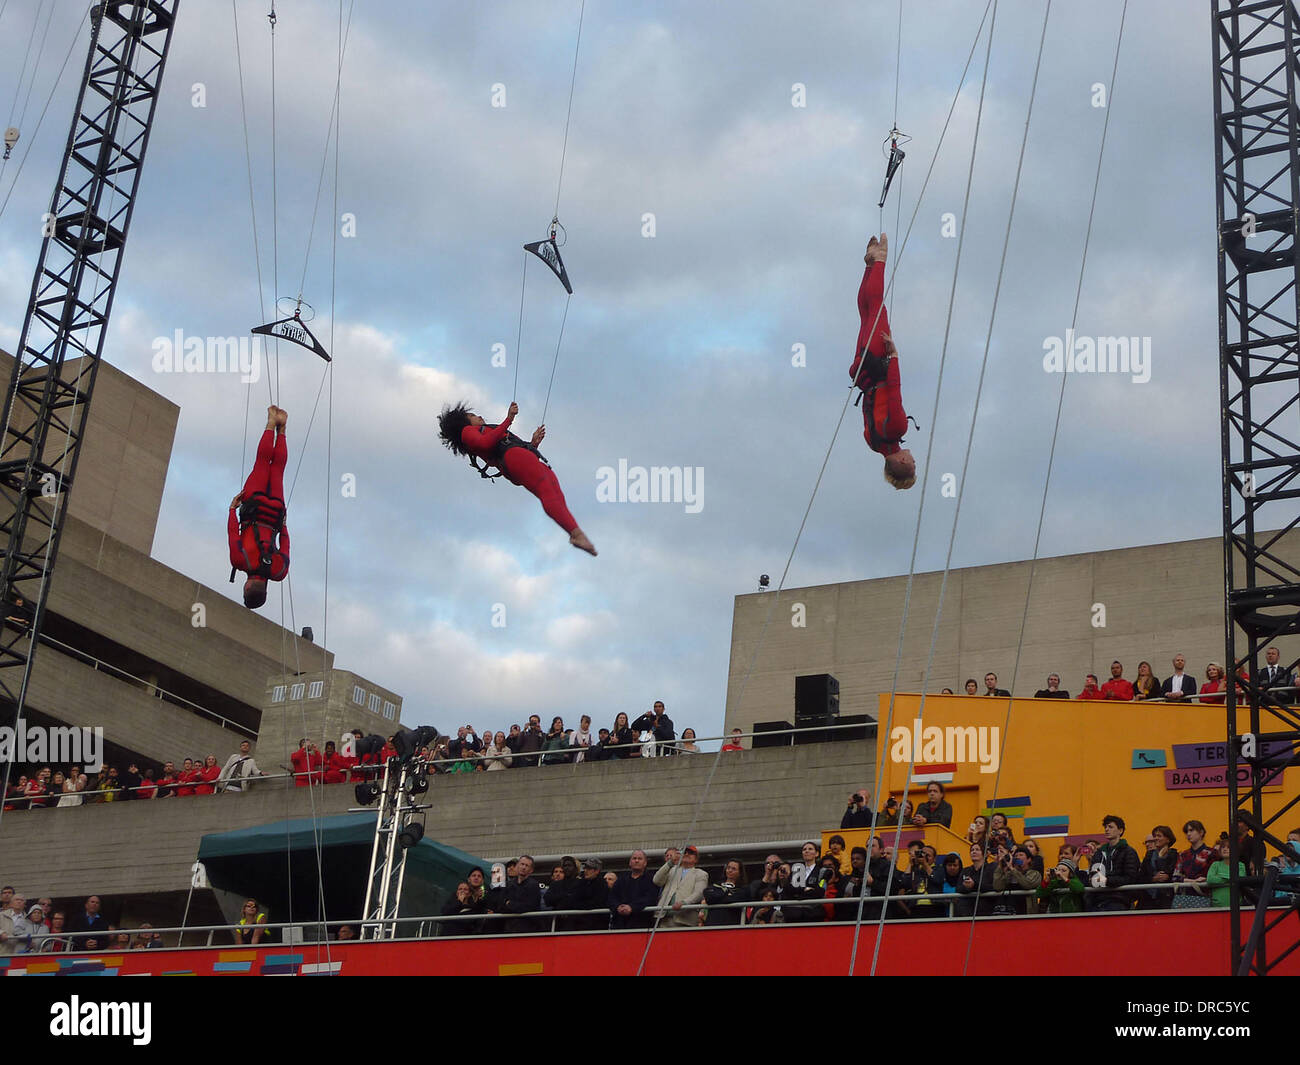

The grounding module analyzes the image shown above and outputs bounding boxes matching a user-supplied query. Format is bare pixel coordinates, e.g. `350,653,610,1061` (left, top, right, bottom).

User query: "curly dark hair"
438,402,474,458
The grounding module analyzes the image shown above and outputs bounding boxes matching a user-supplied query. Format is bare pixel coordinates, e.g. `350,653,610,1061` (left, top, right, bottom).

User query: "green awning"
197,813,490,931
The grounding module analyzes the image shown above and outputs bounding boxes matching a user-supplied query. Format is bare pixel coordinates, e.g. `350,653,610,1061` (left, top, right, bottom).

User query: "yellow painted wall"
876,694,1293,849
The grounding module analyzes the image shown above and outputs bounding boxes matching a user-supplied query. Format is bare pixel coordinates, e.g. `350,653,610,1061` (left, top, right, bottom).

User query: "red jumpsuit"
851,260,908,457
228,429,290,581
459,414,578,534
290,747,323,786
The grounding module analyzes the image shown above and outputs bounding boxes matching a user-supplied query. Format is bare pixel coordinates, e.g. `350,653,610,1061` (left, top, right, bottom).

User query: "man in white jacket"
653,846,709,928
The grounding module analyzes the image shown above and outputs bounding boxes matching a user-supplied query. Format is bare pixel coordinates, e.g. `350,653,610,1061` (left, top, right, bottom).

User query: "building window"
368,693,381,714
290,682,305,701
308,680,323,699
271,685,286,704
383,700,396,721
352,686,365,705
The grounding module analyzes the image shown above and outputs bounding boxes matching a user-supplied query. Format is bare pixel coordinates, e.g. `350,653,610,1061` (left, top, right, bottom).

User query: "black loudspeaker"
753,720,794,748
831,714,872,742
795,674,840,724
794,714,834,745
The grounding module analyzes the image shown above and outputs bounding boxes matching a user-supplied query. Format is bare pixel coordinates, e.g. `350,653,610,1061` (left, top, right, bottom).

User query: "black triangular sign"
251,315,332,362
523,238,573,294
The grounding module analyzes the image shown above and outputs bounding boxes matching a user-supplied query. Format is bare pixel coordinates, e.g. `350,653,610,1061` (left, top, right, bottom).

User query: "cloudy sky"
0,0,1231,744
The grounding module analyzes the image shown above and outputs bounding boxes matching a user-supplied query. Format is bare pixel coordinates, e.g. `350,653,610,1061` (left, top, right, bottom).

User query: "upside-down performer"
851,232,916,490
438,401,597,555
229,405,290,609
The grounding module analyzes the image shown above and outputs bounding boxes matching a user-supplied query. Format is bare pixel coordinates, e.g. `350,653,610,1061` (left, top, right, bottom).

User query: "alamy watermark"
1042,331,1151,384
0,719,104,772
151,330,262,383
595,460,704,514
889,719,1000,774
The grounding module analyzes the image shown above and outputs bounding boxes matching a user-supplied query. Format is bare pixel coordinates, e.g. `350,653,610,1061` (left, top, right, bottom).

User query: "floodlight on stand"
758,574,770,590
300,626,313,642
398,822,424,849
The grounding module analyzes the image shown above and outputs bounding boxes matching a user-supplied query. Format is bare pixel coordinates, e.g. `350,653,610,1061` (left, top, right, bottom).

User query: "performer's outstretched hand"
883,332,898,359
507,401,519,420
230,493,243,510
531,425,546,446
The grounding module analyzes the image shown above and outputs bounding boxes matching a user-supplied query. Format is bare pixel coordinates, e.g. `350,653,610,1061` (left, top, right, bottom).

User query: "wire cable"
959,0,1128,977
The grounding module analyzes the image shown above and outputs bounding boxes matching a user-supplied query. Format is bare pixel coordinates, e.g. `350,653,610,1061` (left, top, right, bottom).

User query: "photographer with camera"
991,843,1042,915
1036,858,1086,914
956,842,996,917
841,789,874,829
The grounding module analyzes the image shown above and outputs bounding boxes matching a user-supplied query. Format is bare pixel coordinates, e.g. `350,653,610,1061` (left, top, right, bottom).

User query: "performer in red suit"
290,740,323,786
850,233,916,490
438,400,596,555
229,406,290,609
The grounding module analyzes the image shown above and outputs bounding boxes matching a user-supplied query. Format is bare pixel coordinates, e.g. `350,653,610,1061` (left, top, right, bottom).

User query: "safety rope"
959,0,1128,976
513,0,584,415
858,0,1060,978
0,2,89,225
635,0,996,978
850,0,1007,978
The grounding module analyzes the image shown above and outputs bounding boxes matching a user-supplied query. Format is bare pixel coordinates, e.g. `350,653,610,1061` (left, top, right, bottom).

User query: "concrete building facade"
723,533,1293,736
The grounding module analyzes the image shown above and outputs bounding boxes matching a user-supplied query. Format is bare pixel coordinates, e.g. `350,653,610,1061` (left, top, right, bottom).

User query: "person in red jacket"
229,406,290,610
176,758,198,797
1078,674,1105,700
851,233,916,490
290,740,323,786
438,400,596,555
321,741,350,785
195,755,222,795
1100,661,1134,701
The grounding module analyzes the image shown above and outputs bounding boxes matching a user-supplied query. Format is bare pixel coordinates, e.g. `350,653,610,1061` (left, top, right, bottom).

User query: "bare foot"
865,232,888,265
569,529,597,556
265,405,277,430
275,406,288,430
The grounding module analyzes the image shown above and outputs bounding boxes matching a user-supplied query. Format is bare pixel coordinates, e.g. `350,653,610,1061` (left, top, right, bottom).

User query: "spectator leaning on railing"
1085,815,1140,911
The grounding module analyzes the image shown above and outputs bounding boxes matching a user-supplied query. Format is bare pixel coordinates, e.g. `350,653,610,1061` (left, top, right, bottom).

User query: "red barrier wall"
2,910,1285,977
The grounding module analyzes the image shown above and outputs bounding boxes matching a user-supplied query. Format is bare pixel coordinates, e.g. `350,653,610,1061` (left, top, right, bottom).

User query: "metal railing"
38,632,256,736
12,873,1296,955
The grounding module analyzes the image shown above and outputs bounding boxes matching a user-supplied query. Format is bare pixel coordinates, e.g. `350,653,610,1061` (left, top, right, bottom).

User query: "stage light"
409,770,429,795
758,574,770,589
355,781,379,806
398,822,424,849
393,725,438,762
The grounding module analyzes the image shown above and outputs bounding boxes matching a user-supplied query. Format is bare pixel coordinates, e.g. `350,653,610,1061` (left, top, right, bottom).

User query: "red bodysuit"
459,414,578,535
850,260,908,457
228,428,290,581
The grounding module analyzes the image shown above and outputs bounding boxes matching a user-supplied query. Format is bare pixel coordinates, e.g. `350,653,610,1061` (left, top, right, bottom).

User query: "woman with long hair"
1132,660,1162,700
438,400,596,555
235,898,267,945
966,814,990,852
608,712,636,758
1172,819,1215,909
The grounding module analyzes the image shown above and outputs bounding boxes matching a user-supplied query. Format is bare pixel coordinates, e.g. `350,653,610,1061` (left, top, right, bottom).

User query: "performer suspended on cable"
229,405,291,609
438,400,597,555
851,232,916,490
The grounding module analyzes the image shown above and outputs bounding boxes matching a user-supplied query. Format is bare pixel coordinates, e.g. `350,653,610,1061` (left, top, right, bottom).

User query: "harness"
229,491,286,582
469,427,550,482
852,349,919,449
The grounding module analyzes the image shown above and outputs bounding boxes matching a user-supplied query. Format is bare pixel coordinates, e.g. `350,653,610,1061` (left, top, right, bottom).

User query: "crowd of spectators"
5,815,1296,951
1,701,733,812
0,889,164,955
938,650,1298,703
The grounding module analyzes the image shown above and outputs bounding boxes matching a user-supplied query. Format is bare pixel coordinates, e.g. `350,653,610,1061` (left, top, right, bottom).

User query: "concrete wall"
0,743,877,899
254,669,404,763
25,644,244,765
724,533,1293,735
0,351,178,557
